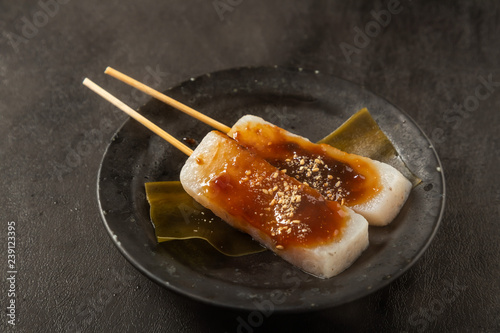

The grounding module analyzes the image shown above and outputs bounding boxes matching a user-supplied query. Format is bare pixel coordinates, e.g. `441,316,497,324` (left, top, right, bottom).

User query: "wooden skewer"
82,78,193,157
104,67,232,134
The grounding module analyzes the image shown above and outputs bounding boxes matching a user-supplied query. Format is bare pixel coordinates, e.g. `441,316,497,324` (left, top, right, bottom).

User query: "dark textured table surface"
1,1,499,332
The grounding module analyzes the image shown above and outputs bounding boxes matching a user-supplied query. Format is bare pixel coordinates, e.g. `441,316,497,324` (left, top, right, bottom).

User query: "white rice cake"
180,131,369,278
228,115,412,226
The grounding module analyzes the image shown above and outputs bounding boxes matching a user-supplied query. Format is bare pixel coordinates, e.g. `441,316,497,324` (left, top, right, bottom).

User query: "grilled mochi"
228,115,412,226
180,131,369,278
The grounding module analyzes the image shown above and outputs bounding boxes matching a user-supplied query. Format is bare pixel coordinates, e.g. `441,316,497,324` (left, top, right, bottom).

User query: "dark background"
1,0,499,332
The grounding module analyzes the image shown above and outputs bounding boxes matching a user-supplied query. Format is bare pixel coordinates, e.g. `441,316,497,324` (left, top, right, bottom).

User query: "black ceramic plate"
97,66,445,312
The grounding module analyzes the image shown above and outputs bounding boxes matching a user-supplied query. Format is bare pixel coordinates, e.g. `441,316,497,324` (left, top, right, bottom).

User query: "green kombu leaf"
318,108,421,186
145,182,266,256
146,108,419,256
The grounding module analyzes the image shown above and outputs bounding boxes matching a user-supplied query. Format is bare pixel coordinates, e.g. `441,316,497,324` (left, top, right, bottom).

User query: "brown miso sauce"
204,134,347,249
232,122,381,206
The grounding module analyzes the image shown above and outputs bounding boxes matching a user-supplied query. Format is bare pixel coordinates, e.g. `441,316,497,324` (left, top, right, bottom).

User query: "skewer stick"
82,78,193,156
104,67,231,134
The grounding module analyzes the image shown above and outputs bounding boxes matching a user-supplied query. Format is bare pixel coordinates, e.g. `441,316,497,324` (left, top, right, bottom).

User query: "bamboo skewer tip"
104,67,232,134
82,77,193,157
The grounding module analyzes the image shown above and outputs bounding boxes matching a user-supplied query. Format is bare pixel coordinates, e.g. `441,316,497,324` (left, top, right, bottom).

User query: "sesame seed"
300,159,305,165
335,181,341,187
245,170,252,175
328,175,333,179
276,245,284,250
262,189,269,194
292,220,301,224
281,169,287,173
312,167,319,172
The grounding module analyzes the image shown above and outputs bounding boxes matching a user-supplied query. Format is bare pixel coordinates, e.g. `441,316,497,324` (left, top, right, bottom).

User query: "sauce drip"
231,121,381,206
204,132,347,249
